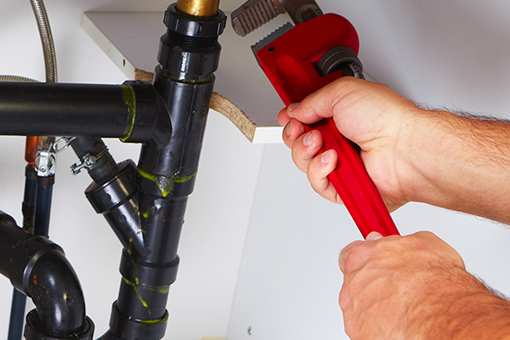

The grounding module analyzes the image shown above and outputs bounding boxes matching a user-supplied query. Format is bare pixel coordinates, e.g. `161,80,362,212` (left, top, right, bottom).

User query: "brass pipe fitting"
176,0,220,17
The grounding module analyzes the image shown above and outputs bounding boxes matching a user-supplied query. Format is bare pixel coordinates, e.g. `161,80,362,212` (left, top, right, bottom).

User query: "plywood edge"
134,69,154,82
209,92,256,143
82,13,137,79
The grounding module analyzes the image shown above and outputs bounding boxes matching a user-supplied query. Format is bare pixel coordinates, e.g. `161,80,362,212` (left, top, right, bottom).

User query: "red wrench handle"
254,14,400,238
305,118,399,238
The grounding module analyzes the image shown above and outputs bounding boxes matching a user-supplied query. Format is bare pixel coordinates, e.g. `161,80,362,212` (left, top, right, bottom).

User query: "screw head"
247,326,252,335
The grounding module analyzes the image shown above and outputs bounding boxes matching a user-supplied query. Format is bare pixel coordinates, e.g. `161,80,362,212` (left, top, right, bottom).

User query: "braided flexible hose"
0,75,38,82
30,0,57,83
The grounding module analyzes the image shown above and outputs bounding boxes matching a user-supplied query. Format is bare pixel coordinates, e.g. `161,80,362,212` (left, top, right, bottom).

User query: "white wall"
227,0,510,339
2,1,510,340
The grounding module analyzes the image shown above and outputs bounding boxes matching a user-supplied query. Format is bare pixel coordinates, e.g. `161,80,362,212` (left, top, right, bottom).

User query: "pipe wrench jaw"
231,0,322,36
249,13,362,105
235,3,400,237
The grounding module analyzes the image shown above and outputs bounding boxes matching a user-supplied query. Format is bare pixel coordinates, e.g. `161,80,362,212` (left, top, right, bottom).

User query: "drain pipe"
0,212,94,339
70,137,146,257
97,2,227,338
0,81,171,147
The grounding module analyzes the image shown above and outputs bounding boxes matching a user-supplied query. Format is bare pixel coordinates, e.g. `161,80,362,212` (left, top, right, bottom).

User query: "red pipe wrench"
232,1,399,238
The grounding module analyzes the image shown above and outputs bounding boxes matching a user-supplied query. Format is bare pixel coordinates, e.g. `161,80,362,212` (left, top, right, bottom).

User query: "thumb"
366,231,384,241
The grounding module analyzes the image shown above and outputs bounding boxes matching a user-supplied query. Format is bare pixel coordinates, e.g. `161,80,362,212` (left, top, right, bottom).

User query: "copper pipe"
25,136,40,168
176,0,220,17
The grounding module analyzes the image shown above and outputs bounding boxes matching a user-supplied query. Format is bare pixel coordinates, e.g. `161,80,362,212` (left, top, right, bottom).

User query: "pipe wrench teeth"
231,0,285,37
250,22,293,56
232,0,323,37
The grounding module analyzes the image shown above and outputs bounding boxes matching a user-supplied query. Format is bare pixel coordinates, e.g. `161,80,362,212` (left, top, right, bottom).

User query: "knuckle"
338,287,351,311
341,245,364,273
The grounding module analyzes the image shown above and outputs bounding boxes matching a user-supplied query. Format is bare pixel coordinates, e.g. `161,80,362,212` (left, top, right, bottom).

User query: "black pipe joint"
108,302,168,340
120,81,171,148
120,250,179,290
104,251,178,339
86,160,145,258
158,3,226,80
0,214,60,291
25,308,94,340
0,212,93,339
71,137,120,184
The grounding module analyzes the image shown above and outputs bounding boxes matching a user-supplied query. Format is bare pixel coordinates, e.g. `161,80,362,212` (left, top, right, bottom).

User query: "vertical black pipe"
34,175,54,238
7,290,26,340
99,4,226,340
22,166,38,233
7,166,38,340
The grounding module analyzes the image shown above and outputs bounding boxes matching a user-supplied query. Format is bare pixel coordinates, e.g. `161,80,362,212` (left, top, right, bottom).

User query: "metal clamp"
70,153,97,176
35,138,57,177
70,148,108,175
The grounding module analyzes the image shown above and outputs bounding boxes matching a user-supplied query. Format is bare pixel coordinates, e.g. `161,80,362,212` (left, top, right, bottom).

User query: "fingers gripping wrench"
232,0,399,238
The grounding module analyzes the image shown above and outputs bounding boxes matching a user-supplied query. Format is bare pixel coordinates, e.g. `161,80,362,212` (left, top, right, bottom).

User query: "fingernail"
366,232,384,241
303,132,313,146
288,102,299,112
321,150,331,163
285,123,291,137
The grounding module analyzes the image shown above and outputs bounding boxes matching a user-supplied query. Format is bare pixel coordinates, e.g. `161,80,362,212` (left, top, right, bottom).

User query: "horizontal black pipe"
0,212,93,339
0,81,171,147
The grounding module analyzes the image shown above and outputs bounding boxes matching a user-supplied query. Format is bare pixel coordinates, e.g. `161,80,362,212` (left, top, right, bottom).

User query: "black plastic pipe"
22,166,38,233
0,81,171,147
97,5,226,339
70,137,145,258
34,175,54,238
7,166,38,340
86,159,144,257
7,289,26,340
0,212,93,339
71,137,120,184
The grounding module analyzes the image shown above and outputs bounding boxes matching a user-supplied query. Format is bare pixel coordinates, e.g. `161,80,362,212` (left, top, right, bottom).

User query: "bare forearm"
417,270,510,339
403,109,510,224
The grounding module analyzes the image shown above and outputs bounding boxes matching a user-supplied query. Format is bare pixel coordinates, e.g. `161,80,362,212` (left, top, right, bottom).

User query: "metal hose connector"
30,0,57,83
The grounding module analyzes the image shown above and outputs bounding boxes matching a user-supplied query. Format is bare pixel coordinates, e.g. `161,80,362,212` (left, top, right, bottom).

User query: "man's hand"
278,77,422,212
278,76,510,224
339,232,510,339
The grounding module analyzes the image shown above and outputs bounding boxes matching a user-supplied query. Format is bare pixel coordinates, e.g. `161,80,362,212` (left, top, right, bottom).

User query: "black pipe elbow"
24,248,94,339
0,212,94,339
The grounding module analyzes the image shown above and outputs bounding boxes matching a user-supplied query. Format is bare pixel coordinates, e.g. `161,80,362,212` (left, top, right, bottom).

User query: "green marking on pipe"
120,84,136,142
123,276,171,313
123,277,150,312
141,207,154,219
139,312,169,324
137,167,196,197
